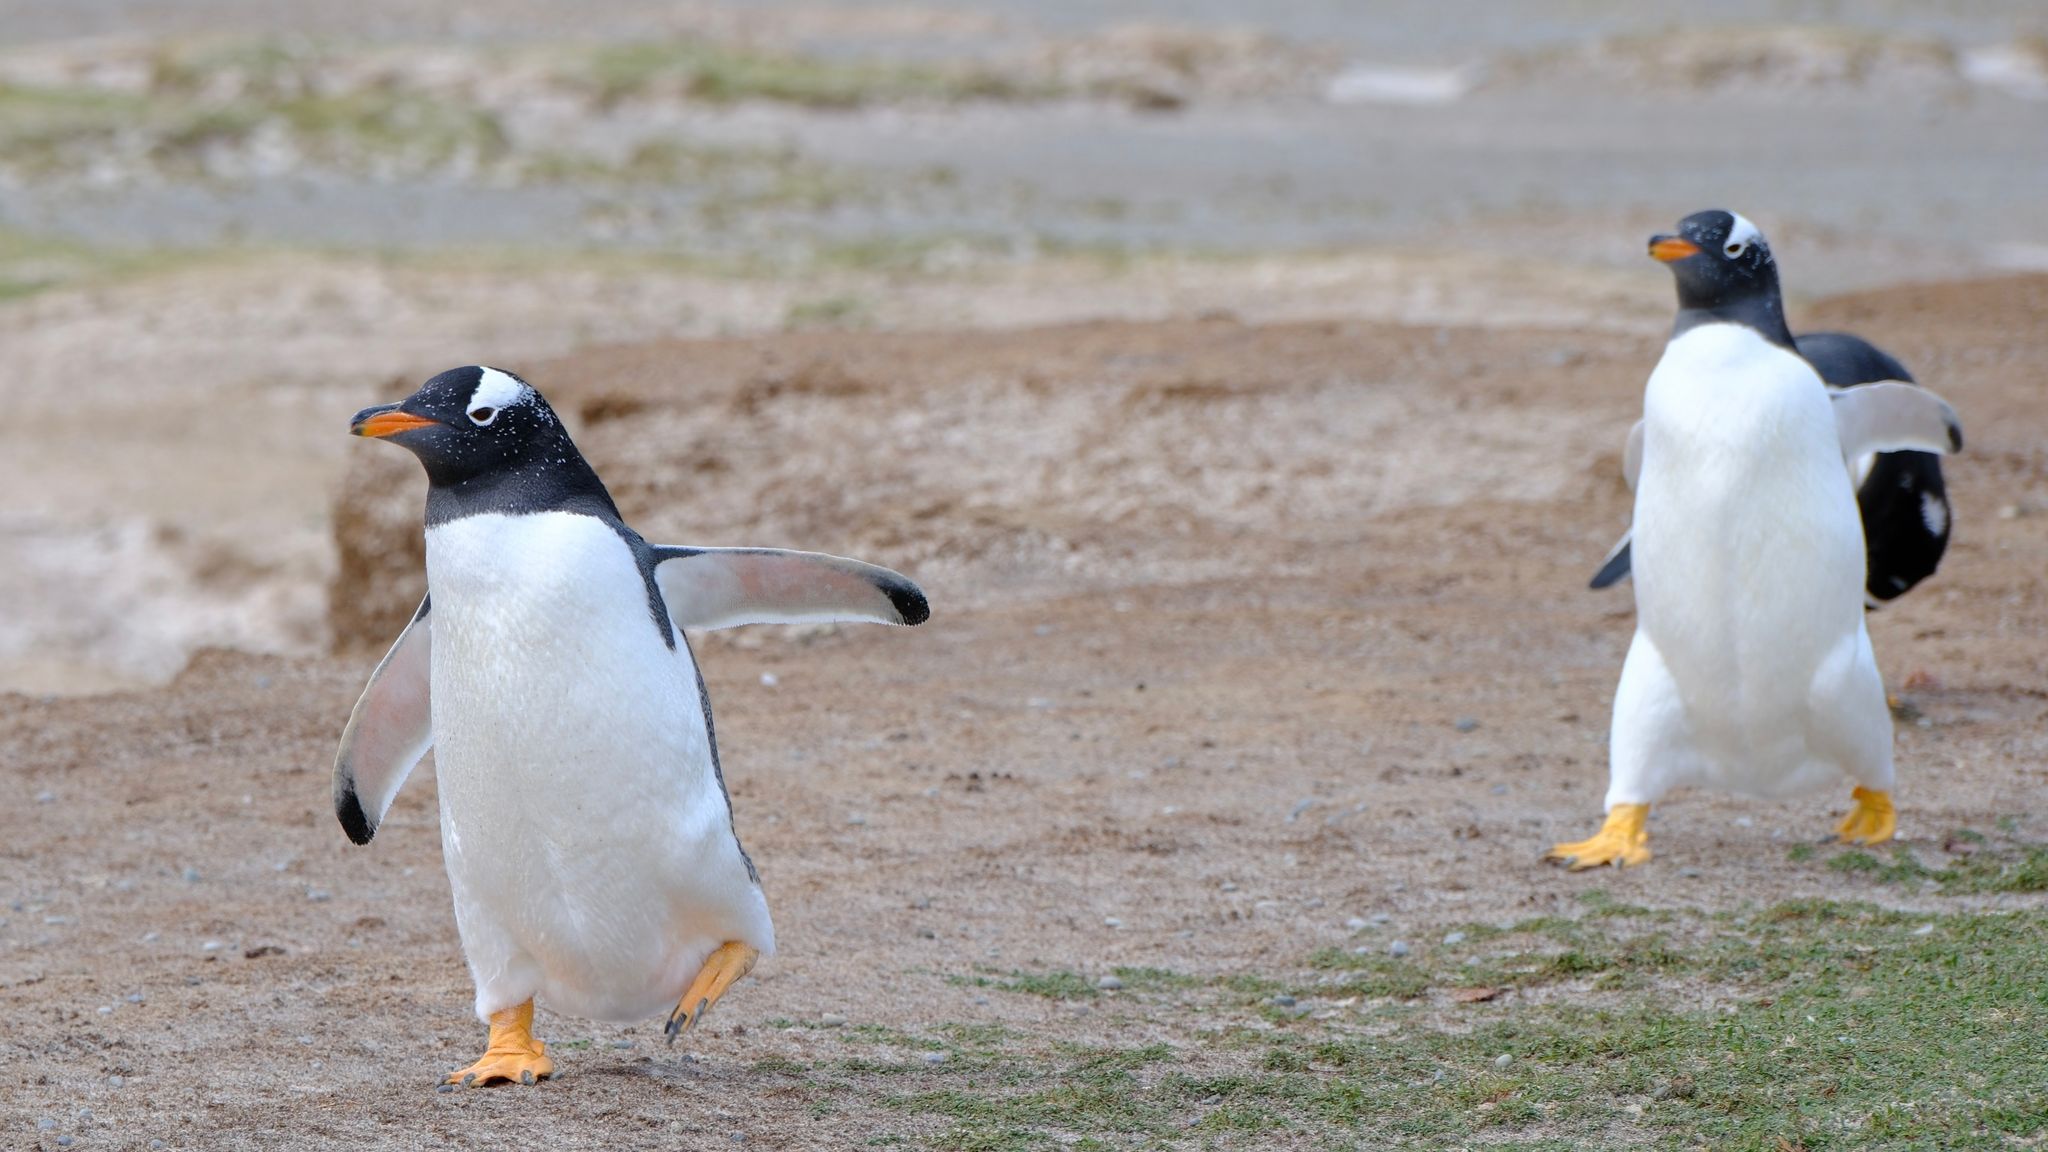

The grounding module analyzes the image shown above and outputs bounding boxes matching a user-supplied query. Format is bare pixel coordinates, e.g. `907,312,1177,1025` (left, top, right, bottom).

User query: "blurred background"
4,0,2046,693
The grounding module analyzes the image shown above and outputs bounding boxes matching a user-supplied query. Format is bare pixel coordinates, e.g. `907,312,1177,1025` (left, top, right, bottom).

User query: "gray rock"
1388,940,1411,958
1096,975,1124,991
922,1051,947,1064
1270,994,1297,1008
1453,717,1479,733
820,1014,847,1028
1494,1053,1513,1069
1443,931,1467,946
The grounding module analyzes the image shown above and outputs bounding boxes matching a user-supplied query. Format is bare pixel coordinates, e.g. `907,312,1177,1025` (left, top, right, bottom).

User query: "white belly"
1629,325,1871,793
425,512,772,1023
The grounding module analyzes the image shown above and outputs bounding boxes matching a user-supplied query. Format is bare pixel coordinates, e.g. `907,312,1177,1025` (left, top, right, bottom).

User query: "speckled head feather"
350,365,621,527
1650,210,1795,349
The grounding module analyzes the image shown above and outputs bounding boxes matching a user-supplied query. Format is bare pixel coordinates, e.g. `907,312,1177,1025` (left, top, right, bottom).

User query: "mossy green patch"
864,901,2048,1148
576,40,1047,110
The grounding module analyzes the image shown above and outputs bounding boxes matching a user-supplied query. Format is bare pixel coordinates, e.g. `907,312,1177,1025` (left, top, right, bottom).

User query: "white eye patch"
467,365,528,425
1722,212,1763,258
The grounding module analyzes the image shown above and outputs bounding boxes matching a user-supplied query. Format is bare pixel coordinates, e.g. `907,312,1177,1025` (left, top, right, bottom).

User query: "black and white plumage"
1550,211,1962,870
1590,289,1958,608
332,365,927,1081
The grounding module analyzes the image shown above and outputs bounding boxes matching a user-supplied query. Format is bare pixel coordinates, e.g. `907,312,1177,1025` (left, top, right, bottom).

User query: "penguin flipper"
1830,381,1962,459
1587,420,1644,590
332,596,434,845
651,547,929,630
1589,535,1632,589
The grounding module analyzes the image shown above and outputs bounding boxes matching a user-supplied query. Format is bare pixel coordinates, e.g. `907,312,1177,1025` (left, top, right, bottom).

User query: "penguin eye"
1724,240,1749,258
468,406,498,426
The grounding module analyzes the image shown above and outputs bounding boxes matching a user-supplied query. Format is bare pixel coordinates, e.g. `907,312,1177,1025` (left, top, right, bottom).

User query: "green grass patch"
575,40,1046,109
881,901,2048,1148
1828,840,2048,894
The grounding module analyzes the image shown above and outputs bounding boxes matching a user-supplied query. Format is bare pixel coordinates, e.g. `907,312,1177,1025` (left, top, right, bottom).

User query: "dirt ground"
5,273,2048,1148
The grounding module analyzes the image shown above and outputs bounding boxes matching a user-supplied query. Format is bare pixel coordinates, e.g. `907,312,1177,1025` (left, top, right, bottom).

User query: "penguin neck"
1671,289,1796,350
423,450,623,527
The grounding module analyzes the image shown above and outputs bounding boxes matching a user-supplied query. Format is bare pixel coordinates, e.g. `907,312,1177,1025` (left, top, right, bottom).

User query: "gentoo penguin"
332,365,929,1086
1550,211,1961,869
1591,330,1953,607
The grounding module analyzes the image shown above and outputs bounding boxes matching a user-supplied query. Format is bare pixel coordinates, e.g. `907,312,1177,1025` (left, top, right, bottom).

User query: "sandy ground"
4,273,2046,1148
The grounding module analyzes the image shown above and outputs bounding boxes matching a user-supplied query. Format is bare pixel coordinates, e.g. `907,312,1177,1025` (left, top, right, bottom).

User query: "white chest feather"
1628,325,1870,778
423,512,770,1022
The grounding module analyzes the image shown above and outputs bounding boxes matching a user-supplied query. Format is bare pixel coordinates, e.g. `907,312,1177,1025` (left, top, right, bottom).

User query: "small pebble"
38,1117,56,1131
307,890,332,903
76,1108,92,1120
1678,868,1702,879
297,1035,314,1046
182,868,202,883
108,1075,124,1087
1219,882,1238,893
1369,913,1390,925
1443,931,1466,946
152,1142,167,1150
1454,717,1479,733
57,1138,74,1148
1388,940,1411,958
201,940,223,952
1344,917,1367,931
1914,923,1935,936
1734,816,1754,828
35,790,56,804
1494,1053,1513,1069
922,1051,947,1064
1096,975,1123,991
97,1005,113,1015
1103,917,1122,928
820,1014,847,1028
846,815,866,826
141,932,159,943
612,1040,633,1050
1270,994,1297,1008
125,994,143,1005
759,672,778,687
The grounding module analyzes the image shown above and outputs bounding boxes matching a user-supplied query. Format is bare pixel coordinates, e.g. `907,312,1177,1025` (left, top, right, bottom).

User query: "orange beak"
1649,235,1700,263
352,409,440,438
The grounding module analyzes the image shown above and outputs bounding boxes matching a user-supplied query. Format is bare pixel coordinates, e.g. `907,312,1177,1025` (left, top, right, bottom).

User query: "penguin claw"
1545,803,1653,871
1836,786,1897,845
665,942,760,1048
444,1000,554,1088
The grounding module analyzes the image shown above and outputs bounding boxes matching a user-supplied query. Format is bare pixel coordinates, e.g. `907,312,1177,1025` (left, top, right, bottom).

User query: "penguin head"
1648,209,1781,313
351,366,569,487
